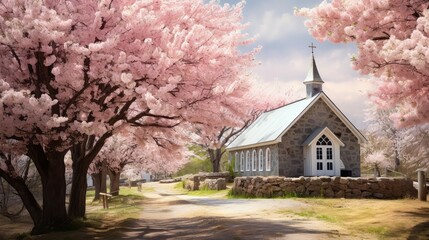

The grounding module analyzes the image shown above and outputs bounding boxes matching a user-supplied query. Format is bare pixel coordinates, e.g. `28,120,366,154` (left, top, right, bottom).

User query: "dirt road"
124,182,358,240
6,182,370,240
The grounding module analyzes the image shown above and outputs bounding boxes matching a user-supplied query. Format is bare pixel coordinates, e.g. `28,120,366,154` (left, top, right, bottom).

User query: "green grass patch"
186,189,229,196
86,187,145,222
364,226,390,237
174,181,184,189
294,210,338,223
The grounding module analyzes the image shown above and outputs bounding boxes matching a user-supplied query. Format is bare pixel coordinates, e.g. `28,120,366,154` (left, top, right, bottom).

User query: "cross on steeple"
309,43,316,55
304,43,324,98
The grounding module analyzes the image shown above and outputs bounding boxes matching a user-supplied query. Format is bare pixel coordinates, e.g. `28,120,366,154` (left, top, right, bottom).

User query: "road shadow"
31,216,342,240
405,207,429,240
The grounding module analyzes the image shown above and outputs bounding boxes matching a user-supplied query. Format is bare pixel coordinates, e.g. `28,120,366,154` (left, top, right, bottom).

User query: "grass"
279,198,429,239
186,189,229,196
173,181,231,197
86,186,145,223
174,181,184,189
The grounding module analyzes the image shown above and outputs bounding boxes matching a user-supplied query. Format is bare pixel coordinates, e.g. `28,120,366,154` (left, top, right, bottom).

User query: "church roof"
304,55,324,84
227,92,366,151
227,94,318,150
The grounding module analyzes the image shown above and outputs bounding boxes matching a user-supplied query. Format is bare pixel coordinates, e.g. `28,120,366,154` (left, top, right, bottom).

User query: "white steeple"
304,43,324,98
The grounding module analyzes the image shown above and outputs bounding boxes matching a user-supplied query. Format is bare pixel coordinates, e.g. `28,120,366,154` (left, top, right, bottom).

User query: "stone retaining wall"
232,176,417,199
183,172,230,191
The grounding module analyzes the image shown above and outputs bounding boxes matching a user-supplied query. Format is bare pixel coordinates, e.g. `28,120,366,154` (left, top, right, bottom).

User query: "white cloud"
324,79,374,129
247,11,307,42
249,48,373,129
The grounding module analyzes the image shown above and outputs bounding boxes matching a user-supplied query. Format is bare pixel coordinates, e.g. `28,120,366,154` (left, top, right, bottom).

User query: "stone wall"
200,178,227,191
278,99,361,177
232,176,417,199
183,172,230,191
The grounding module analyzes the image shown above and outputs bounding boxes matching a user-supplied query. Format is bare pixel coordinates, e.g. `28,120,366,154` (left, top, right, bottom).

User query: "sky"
219,0,374,129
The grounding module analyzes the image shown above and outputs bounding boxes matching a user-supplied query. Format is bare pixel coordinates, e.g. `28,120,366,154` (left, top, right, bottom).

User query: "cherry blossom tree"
365,107,404,171
365,151,391,177
89,135,135,200
0,0,255,233
88,130,188,199
297,0,429,127
400,124,429,174
363,105,429,175
131,127,190,178
196,86,288,173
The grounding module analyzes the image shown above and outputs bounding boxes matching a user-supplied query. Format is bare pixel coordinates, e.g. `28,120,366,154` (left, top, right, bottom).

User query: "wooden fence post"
417,170,427,201
100,192,112,209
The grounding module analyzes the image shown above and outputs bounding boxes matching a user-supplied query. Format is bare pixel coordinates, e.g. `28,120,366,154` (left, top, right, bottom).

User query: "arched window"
266,148,271,171
246,151,250,171
316,135,332,145
252,150,257,171
258,149,264,171
240,152,244,172
234,152,239,172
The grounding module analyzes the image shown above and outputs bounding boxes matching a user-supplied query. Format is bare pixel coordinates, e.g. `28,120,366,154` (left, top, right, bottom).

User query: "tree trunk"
374,165,381,177
100,160,107,194
67,163,88,219
91,164,107,201
208,148,222,173
92,173,101,201
393,138,401,171
37,153,68,233
0,170,42,233
108,169,120,196
212,158,220,172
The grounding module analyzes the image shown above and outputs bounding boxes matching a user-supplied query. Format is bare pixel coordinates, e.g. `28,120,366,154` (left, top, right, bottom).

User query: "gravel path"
122,182,356,240
17,182,365,240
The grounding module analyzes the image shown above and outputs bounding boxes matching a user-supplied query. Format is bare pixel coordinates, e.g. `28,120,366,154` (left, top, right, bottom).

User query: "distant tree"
0,155,41,227
363,105,429,175
195,84,288,173
89,135,135,199
365,107,404,171
298,0,429,127
399,124,429,175
175,145,212,176
365,151,391,177
0,155,40,219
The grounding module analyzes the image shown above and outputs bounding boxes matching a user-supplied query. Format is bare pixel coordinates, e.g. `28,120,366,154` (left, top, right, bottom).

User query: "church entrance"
315,135,335,176
315,147,335,176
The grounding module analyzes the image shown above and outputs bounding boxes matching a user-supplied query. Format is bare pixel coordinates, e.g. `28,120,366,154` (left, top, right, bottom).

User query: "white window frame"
258,149,264,171
240,152,244,172
252,150,257,171
235,152,239,172
246,151,250,171
266,148,271,171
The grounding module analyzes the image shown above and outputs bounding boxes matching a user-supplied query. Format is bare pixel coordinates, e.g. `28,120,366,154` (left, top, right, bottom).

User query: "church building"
227,51,366,177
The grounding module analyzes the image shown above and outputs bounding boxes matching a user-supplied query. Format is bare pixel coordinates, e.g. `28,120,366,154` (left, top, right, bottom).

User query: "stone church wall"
232,176,417,199
278,99,361,177
230,144,279,177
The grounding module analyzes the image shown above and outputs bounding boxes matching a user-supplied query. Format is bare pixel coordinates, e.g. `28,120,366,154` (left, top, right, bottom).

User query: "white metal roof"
227,92,366,151
227,94,319,149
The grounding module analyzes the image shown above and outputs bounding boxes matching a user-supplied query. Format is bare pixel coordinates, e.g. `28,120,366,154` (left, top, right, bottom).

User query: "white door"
315,135,335,176
315,146,335,176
